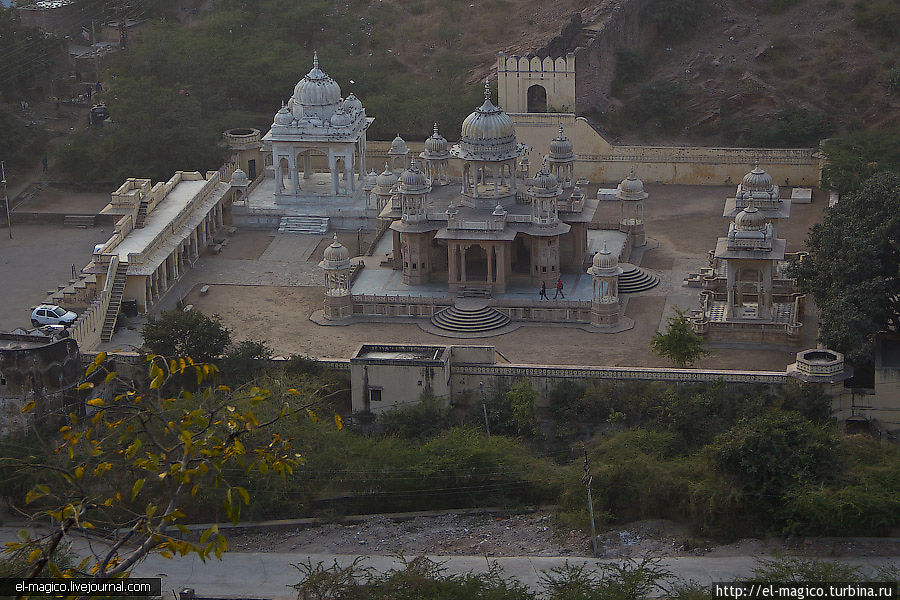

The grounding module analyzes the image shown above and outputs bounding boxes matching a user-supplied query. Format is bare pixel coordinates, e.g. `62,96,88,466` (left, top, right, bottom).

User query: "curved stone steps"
618,263,660,293
431,305,511,333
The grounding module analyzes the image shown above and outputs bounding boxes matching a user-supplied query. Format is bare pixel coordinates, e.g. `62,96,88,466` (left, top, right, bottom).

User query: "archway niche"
527,84,548,113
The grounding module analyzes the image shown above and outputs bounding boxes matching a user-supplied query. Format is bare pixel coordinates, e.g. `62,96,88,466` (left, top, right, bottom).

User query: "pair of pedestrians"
539,278,564,300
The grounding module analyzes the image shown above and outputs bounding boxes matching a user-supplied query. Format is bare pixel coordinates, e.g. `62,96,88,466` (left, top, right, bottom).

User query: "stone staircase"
100,261,128,342
618,263,660,294
135,197,149,227
64,214,95,227
278,216,329,234
431,301,511,333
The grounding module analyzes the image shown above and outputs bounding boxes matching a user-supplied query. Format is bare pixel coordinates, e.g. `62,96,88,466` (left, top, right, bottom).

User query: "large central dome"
291,52,342,120
451,80,523,162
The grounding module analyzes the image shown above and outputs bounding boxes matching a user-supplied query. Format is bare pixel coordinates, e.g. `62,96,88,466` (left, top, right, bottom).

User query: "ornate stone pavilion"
688,164,804,344
722,163,790,226
378,81,596,296
263,53,373,206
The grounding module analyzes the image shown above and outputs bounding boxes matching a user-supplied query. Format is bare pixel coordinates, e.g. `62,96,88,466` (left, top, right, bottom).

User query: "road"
2,527,896,599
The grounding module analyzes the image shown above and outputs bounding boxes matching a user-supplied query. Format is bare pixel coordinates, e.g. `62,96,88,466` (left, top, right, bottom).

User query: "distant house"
17,0,83,36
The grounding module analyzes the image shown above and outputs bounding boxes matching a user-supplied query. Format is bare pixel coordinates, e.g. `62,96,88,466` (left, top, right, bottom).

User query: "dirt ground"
227,513,900,559
181,183,820,370
185,285,796,369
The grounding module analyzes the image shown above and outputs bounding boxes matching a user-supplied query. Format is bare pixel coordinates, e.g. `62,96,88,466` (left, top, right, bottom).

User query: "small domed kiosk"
319,234,353,320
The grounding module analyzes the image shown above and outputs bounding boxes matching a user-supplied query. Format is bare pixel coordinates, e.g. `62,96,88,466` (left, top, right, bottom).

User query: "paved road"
2,528,896,599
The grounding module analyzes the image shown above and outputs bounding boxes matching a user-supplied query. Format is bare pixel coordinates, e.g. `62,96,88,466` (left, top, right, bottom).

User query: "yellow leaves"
217,385,231,392
103,498,114,507
77,382,94,391
104,371,116,384
24,485,49,505
21,401,35,413
334,414,344,431
145,502,157,518
150,375,164,390
307,409,318,424
85,363,99,377
86,398,105,407
28,548,42,563
231,439,245,455
287,388,302,396
131,478,145,501
191,484,200,497
74,466,84,480
125,439,142,458
93,462,113,478
94,352,107,365
234,486,250,506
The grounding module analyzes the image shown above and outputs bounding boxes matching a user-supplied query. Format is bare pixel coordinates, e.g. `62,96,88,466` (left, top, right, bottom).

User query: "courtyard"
133,182,827,370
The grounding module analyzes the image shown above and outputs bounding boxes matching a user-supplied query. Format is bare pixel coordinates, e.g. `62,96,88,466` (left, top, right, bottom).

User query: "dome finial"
484,78,491,101
601,240,609,254
558,123,564,136
433,122,439,135
313,51,319,70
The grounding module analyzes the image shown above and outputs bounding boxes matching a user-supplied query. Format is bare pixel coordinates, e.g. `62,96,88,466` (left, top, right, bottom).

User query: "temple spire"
313,51,319,70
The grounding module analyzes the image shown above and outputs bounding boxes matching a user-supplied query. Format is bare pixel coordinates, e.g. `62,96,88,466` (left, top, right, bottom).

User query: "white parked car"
31,304,77,327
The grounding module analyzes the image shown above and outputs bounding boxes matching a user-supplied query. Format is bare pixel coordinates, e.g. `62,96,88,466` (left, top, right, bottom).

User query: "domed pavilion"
264,52,374,204
723,163,790,228
381,79,596,295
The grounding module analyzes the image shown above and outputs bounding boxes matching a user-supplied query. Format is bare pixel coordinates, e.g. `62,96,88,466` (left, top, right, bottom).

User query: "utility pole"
1,161,11,239
583,446,598,557
92,21,100,85
480,381,490,437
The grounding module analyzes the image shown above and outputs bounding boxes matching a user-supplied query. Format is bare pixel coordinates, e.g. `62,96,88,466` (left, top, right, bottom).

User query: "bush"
853,0,900,41
885,68,900,93
380,392,453,440
821,129,900,194
627,80,687,134
643,0,708,42
612,49,647,92
711,411,841,518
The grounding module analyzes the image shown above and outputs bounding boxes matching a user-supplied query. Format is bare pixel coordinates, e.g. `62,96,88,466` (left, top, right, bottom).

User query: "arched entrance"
527,84,547,113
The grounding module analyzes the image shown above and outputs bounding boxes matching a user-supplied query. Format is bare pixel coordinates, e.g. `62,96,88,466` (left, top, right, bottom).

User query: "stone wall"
1,335,82,438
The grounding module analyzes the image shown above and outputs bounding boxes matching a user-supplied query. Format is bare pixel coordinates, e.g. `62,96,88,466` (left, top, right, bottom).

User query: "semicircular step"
618,263,660,294
431,305,511,333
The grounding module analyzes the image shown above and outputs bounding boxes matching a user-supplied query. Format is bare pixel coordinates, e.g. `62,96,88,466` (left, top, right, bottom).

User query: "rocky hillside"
521,0,899,146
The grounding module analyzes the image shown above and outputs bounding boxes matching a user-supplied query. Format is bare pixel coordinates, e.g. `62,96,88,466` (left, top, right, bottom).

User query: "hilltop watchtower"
496,52,576,114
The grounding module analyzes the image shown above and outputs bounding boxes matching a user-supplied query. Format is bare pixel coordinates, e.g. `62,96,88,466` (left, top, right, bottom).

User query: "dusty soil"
227,514,900,558
185,285,797,369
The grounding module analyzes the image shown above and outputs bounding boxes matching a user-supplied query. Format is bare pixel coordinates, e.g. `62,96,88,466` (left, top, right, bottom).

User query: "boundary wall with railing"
70,256,118,350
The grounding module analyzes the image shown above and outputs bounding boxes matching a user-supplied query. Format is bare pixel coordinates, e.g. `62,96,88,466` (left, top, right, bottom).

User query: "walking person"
539,281,549,300
554,276,565,299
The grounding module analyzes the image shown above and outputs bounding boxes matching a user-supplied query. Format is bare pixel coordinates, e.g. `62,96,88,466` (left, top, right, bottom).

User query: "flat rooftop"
353,344,448,362
112,179,207,260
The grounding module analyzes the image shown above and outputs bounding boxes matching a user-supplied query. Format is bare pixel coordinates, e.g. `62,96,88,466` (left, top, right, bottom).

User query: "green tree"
650,308,709,368
505,379,537,437
788,172,900,363
3,353,318,583
142,309,232,361
820,129,900,194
